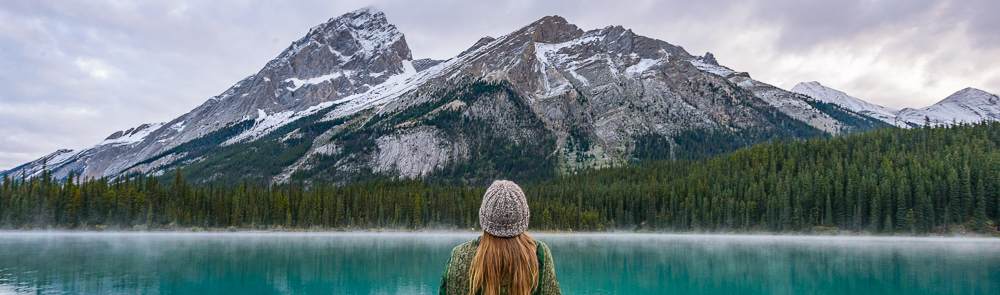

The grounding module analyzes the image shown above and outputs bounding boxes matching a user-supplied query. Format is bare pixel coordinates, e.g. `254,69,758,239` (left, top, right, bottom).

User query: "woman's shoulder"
532,238,554,264
450,236,481,257
533,238,551,253
449,235,551,257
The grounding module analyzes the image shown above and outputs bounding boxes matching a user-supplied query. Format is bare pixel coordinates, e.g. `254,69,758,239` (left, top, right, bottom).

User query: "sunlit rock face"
5,8,891,184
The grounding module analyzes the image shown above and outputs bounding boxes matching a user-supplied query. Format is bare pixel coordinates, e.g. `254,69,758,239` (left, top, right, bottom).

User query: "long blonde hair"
468,231,538,295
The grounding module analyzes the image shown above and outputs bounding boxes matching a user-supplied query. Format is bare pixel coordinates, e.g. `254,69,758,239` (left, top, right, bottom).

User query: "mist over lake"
0,232,997,294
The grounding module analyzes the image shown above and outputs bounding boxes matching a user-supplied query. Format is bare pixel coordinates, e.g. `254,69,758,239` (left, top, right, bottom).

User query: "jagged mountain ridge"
4,8,887,184
791,81,1000,127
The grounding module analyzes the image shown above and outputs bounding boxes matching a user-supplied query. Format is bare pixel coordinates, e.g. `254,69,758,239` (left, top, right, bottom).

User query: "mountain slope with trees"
3,123,999,234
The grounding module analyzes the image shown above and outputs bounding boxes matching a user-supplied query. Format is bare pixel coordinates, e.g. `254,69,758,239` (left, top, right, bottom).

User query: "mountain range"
3,7,997,185
791,82,1000,127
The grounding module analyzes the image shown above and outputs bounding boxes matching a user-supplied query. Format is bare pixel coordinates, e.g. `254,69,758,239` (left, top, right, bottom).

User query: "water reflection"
0,232,475,295
0,232,997,294
545,234,1000,295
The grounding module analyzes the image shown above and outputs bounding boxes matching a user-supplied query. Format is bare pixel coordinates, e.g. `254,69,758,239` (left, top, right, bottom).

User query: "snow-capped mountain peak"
939,87,998,105
897,87,1000,126
292,6,408,61
792,82,1000,127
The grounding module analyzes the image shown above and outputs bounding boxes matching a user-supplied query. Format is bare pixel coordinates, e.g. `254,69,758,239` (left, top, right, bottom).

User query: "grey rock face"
412,58,444,72
373,126,468,178
699,52,719,66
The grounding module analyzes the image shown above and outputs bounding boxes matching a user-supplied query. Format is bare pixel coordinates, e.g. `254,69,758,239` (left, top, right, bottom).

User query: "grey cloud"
936,0,1000,49
748,0,940,51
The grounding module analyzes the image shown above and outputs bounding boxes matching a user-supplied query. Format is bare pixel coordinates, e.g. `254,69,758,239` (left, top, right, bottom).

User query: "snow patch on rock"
625,58,659,75
223,102,335,145
99,122,165,146
689,59,735,77
170,121,186,132
285,72,348,92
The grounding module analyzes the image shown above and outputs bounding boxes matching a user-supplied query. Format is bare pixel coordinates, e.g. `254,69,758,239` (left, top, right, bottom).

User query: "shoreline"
1,227,998,239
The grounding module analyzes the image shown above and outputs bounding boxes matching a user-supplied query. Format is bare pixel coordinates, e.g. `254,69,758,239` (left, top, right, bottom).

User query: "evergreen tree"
896,175,910,231
870,185,881,232
902,209,915,233
973,177,988,231
914,181,930,233
412,193,421,228
947,168,960,224
962,165,973,224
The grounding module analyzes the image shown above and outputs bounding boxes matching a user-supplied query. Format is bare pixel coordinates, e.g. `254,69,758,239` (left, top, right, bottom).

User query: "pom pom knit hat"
479,180,530,238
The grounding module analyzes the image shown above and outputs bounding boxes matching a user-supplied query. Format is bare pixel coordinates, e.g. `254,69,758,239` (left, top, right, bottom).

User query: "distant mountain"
790,82,906,127
3,7,890,184
897,88,1000,126
791,82,1000,127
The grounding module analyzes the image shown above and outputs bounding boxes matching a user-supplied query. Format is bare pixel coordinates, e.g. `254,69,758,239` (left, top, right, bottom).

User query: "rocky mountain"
3,7,412,181
3,7,887,184
791,82,1000,127
897,88,1000,126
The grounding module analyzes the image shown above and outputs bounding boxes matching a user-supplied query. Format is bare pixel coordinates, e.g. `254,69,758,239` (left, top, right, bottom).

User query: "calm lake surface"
0,232,997,294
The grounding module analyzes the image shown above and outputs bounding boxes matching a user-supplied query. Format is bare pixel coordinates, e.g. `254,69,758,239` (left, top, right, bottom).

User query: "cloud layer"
1,0,998,169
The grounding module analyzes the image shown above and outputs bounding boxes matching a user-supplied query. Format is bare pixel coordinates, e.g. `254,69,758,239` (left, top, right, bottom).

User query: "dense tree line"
2,123,1000,233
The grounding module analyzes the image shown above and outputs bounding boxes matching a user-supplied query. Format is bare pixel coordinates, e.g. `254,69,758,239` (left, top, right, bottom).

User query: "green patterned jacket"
438,236,561,295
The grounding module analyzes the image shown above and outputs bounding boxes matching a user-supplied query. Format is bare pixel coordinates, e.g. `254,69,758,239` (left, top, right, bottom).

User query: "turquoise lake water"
0,232,997,294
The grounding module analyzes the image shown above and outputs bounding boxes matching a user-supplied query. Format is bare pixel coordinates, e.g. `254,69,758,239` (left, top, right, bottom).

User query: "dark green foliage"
424,132,557,187
973,171,988,231
4,122,1000,233
565,127,596,165
632,133,672,163
670,126,817,161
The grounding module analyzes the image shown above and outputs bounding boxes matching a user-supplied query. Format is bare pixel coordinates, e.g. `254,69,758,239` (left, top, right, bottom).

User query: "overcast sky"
1,0,998,170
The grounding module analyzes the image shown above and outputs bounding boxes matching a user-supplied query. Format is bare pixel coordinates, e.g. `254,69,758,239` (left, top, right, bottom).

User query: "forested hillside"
3,123,999,234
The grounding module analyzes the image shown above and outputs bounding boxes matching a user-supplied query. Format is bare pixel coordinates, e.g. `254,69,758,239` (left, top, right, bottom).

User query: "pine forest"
2,123,1000,234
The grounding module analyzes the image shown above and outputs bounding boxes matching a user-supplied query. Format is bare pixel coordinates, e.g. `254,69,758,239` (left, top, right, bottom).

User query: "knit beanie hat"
479,180,530,238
